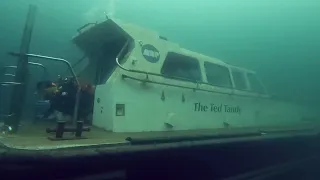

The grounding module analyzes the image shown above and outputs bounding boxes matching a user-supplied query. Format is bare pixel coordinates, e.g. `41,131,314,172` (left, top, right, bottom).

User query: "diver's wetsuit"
37,81,56,100
42,79,76,119
78,84,94,121
42,78,94,122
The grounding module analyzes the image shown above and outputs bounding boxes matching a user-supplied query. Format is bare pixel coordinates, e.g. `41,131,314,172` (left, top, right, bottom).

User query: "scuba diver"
36,80,58,100
36,76,94,124
35,80,60,120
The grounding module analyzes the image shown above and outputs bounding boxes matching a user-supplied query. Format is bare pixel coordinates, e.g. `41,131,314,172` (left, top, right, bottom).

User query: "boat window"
118,40,134,65
161,52,202,82
204,62,232,88
231,70,248,90
247,73,265,94
95,38,128,85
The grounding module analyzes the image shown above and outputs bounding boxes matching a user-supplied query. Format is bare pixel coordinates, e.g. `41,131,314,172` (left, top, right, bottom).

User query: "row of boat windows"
161,52,265,94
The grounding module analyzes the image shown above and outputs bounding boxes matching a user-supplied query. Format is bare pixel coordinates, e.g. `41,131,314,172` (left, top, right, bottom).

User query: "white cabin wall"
89,21,178,132
110,74,168,132
171,85,261,130
91,49,319,132
92,81,115,131
86,19,320,133
256,99,304,127
111,39,174,132
105,68,319,132
108,75,262,132
109,76,228,132
92,61,320,133
226,95,258,127
106,65,261,132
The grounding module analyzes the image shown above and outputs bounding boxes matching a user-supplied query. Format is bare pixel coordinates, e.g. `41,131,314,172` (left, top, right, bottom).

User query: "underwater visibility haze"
0,0,319,107
1,1,320,179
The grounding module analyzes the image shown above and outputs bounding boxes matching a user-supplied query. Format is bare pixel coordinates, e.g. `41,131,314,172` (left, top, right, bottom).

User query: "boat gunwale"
0,127,319,159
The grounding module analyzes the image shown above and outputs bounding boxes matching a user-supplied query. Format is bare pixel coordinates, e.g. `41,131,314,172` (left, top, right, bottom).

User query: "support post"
5,4,37,133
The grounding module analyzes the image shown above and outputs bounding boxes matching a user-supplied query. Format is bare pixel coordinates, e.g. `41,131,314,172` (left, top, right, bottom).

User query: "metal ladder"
0,62,47,129
5,53,89,140
0,66,21,124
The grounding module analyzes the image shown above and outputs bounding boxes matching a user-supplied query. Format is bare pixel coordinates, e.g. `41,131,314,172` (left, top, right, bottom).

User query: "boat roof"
75,18,256,74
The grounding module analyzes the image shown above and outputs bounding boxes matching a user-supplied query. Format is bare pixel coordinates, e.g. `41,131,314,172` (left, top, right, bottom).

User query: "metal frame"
0,61,48,120
0,61,49,120
7,52,81,125
77,22,98,34
0,62,47,83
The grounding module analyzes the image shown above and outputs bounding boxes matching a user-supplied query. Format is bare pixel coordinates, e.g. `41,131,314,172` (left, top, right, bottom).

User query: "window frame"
246,73,266,94
160,52,203,83
203,61,233,88
118,39,135,65
231,69,249,91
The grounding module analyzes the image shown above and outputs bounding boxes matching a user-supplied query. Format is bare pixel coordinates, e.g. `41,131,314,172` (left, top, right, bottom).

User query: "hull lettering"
194,102,241,114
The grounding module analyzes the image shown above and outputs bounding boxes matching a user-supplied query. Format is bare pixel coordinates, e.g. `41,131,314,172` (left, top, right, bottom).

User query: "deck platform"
0,120,319,152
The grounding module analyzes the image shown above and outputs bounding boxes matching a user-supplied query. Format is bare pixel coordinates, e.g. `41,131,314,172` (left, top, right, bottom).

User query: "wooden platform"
0,120,319,151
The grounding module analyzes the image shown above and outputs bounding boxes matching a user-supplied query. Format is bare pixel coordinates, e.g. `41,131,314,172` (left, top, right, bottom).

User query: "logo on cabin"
141,44,160,63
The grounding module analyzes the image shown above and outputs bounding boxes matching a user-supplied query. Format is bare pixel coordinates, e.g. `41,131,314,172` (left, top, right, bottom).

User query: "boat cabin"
73,18,319,133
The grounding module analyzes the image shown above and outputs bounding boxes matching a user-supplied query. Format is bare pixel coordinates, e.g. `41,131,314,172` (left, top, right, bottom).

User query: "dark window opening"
232,70,248,90
159,35,168,41
161,52,202,82
95,37,128,85
204,62,232,88
73,21,131,86
247,73,265,94
118,40,134,65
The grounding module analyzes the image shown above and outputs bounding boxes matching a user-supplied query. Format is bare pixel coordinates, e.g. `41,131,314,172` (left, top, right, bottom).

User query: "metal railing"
0,61,49,122
7,52,81,125
77,22,98,34
0,61,47,82
115,40,269,99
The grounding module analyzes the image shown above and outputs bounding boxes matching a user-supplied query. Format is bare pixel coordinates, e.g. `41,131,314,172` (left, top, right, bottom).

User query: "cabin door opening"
73,20,132,86
72,20,132,130
95,38,127,85
90,38,129,130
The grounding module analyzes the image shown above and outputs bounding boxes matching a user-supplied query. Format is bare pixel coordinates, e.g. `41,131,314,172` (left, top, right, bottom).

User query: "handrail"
115,40,201,85
122,75,270,99
115,41,268,98
8,52,81,125
0,82,22,85
77,22,97,34
2,65,17,69
122,74,224,94
28,61,48,79
28,62,46,70
2,62,46,73
3,62,45,68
